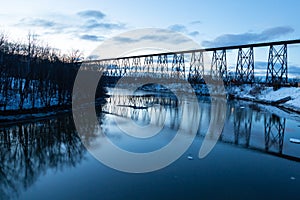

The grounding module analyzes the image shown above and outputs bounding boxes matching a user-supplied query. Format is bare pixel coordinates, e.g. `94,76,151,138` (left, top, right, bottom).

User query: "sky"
0,0,300,76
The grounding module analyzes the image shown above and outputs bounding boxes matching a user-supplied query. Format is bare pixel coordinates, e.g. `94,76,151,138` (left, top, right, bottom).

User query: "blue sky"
0,0,299,76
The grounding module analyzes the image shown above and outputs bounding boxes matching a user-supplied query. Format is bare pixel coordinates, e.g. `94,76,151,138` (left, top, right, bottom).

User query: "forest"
0,32,105,112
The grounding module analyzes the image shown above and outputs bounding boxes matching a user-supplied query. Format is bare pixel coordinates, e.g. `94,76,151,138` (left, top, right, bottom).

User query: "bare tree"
67,49,83,63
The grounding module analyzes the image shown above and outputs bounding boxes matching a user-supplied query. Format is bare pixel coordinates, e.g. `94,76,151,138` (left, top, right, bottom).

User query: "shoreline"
0,105,72,126
1,84,300,125
227,84,300,114
0,98,106,126
229,95,300,115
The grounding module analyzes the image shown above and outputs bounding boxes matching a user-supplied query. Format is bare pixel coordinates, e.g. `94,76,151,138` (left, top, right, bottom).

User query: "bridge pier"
266,44,287,85
211,50,227,80
111,60,120,76
102,60,109,76
235,47,254,83
188,51,204,82
121,58,130,76
131,57,142,75
143,56,154,75
171,53,185,79
157,55,168,77
98,61,105,75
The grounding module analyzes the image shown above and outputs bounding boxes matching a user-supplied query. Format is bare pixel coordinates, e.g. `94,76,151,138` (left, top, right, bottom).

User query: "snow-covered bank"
0,106,71,125
228,84,300,113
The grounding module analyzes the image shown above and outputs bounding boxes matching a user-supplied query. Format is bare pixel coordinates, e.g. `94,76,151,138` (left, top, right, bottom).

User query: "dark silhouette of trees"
0,32,106,112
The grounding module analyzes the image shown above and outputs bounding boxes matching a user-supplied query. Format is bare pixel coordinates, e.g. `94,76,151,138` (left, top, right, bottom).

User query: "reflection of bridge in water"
103,95,181,129
83,39,300,85
225,103,286,155
103,94,294,160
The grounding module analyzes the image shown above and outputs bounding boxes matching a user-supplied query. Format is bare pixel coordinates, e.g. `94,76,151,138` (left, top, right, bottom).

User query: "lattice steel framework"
121,58,130,76
188,51,204,82
157,55,168,77
264,114,285,154
211,50,227,80
132,57,142,74
266,44,287,85
143,56,154,74
101,60,109,76
171,53,185,78
82,39,300,84
235,47,254,83
111,60,120,76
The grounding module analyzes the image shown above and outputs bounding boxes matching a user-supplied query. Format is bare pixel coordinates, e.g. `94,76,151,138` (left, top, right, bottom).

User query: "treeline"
0,32,105,112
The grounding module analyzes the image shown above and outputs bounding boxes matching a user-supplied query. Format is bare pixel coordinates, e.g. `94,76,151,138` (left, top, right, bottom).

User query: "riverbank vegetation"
0,32,106,113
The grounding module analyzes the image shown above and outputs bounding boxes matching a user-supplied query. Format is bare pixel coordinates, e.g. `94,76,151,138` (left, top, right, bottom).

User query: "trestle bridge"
82,39,300,85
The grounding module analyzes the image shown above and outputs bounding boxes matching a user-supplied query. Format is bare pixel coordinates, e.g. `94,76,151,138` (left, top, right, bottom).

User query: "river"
1,87,300,199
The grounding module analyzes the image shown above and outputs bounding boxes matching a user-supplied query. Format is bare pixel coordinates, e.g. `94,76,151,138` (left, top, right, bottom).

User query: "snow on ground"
0,93,60,111
229,84,300,113
259,87,300,102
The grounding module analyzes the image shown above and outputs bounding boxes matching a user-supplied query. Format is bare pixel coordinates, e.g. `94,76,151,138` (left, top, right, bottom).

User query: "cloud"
84,21,125,30
188,31,199,37
190,20,202,25
112,33,190,45
254,61,268,70
113,36,138,43
80,34,104,41
77,11,125,32
77,10,105,19
253,61,300,77
168,24,187,33
288,65,300,75
202,26,295,47
112,34,171,44
86,54,100,60
142,34,190,44
17,17,71,36
19,18,59,28
17,11,126,42
139,35,169,41
168,24,199,38
255,61,299,70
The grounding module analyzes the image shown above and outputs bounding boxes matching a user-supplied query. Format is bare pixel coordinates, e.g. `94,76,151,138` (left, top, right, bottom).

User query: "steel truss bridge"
82,39,300,85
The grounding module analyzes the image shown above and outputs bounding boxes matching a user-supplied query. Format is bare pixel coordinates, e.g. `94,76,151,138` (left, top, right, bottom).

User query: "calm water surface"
1,88,300,200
